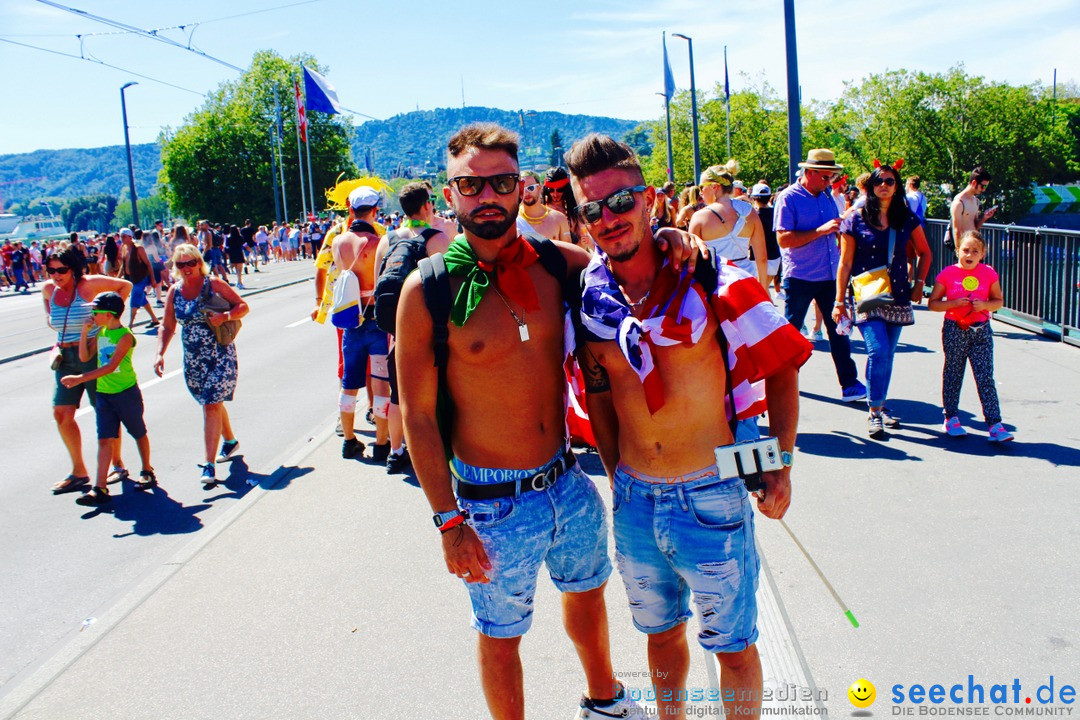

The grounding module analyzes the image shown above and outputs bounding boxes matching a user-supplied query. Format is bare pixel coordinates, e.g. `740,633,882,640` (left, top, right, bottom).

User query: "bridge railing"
924,219,1080,347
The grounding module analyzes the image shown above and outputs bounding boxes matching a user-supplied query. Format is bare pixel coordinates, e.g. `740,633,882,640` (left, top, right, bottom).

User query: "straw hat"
798,149,843,171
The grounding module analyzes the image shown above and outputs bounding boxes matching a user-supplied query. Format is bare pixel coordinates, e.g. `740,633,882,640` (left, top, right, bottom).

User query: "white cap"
348,186,383,210
750,183,772,197
119,228,134,238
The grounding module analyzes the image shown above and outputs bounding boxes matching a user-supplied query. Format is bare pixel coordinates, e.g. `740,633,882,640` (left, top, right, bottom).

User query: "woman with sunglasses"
834,164,932,438
689,163,769,288
155,243,248,485
42,242,133,494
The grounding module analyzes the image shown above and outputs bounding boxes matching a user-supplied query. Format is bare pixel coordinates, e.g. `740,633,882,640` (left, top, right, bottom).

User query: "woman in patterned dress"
154,243,249,485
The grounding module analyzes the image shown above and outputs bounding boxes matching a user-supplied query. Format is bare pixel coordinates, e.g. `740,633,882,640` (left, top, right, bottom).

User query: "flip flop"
52,475,90,495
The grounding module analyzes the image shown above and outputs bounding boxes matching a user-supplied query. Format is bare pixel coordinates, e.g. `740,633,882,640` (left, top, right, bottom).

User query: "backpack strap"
418,253,454,458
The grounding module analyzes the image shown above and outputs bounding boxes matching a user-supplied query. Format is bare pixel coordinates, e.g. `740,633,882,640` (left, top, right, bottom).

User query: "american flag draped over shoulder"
579,251,811,419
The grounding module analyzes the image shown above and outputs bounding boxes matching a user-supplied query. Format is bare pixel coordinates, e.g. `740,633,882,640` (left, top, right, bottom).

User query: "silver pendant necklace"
491,286,529,342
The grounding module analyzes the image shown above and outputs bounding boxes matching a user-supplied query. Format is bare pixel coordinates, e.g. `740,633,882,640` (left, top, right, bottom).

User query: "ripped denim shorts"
611,463,760,653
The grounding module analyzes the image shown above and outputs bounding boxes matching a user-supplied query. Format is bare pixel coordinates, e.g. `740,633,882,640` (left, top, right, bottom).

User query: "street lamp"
120,81,140,227
671,33,701,184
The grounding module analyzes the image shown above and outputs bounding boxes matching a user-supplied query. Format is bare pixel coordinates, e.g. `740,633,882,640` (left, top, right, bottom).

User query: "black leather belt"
455,448,577,500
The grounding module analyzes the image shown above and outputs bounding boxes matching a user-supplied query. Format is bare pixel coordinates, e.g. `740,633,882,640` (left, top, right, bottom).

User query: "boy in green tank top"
60,292,155,506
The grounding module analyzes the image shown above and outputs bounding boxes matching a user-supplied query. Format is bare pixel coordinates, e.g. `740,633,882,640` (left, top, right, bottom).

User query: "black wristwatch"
432,509,463,529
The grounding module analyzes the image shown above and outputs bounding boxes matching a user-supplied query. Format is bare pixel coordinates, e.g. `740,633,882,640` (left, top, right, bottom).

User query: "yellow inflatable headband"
324,175,392,211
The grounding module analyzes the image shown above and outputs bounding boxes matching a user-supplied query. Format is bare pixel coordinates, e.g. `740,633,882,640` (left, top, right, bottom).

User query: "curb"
0,276,311,366
0,416,335,720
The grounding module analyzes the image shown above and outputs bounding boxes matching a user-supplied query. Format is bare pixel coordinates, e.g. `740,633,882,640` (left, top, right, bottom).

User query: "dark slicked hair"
399,182,432,217
447,123,519,162
969,166,991,184
565,133,644,184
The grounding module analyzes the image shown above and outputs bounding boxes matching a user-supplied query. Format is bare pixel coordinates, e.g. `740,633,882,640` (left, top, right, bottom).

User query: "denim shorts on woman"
452,448,612,639
612,463,760,654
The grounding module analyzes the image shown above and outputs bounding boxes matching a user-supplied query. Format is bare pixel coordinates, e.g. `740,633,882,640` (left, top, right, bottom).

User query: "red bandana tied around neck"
477,234,541,313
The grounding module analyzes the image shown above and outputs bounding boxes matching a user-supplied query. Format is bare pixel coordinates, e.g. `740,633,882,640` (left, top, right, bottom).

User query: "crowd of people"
33,121,1016,719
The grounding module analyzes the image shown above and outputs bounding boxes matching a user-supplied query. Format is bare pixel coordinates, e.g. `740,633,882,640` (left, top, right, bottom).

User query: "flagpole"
274,89,289,221
269,125,282,224
662,32,675,183
725,45,732,160
301,70,316,217
294,86,308,223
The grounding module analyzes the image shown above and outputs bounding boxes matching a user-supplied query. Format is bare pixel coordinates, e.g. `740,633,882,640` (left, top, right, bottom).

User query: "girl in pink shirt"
928,231,1013,442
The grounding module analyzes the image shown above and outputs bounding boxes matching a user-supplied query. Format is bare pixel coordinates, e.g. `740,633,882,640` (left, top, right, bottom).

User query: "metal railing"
924,219,1080,347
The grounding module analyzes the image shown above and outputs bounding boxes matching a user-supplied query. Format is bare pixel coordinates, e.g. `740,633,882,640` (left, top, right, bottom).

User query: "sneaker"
199,463,217,486
867,412,885,438
841,381,867,402
365,408,375,425
236,283,247,290
812,329,824,342
371,442,391,463
943,416,967,437
988,423,1014,443
576,686,647,719
386,447,411,474
335,418,344,437
216,439,240,462
75,486,111,506
880,407,901,428
342,437,364,459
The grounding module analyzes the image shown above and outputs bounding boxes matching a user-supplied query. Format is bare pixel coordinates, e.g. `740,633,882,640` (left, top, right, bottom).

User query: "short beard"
458,203,518,240
607,241,641,263
522,195,537,207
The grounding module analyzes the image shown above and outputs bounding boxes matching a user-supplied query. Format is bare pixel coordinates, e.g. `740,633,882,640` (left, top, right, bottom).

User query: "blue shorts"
340,321,389,391
452,448,612,638
131,278,150,308
612,463,760,654
95,385,147,440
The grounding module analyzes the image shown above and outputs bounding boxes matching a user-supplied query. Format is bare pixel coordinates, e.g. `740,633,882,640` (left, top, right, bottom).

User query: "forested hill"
0,144,162,210
352,106,641,176
0,106,642,210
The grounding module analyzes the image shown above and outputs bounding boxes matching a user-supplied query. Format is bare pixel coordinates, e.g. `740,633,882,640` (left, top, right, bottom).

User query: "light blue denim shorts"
452,448,611,638
612,463,760,653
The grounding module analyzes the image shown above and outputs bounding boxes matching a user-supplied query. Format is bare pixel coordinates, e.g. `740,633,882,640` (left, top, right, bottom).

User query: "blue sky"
0,0,1077,156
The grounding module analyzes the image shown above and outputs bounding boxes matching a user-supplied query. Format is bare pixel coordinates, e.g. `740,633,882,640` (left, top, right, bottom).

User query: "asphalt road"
0,273,343,687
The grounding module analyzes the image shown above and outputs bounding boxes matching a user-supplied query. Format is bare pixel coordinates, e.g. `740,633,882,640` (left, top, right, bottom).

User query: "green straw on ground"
779,519,859,628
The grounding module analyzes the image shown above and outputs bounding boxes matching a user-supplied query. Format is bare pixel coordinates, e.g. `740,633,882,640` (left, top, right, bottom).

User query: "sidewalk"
4,305,1078,719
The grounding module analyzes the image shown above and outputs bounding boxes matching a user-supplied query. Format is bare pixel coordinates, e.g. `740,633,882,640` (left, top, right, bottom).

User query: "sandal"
106,467,129,484
75,486,111,506
136,469,157,489
52,475,90,495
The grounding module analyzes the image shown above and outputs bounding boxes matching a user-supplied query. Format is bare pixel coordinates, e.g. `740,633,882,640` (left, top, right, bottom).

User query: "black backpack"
416,234,572,457
373,227,440,335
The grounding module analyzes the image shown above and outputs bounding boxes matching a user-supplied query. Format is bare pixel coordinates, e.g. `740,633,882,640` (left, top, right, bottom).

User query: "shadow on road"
205,458,314,498
796,431,924,462
77,481,211,537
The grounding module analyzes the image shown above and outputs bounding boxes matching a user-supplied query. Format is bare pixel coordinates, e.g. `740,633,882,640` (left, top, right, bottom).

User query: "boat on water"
0,216,69,242
0,213,20,236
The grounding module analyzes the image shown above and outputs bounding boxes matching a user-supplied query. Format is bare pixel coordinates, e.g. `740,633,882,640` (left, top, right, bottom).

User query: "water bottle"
836,314,853,336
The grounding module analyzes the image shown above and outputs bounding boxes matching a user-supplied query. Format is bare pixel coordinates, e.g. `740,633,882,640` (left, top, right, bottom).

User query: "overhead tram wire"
0,37,204,96
36,0,245,72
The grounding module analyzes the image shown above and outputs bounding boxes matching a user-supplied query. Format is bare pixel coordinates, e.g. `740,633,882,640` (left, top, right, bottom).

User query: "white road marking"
285,316,312,328
74,369,182,418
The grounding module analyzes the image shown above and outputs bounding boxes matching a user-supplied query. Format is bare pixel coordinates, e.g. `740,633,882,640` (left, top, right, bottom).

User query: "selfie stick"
779,519,860,628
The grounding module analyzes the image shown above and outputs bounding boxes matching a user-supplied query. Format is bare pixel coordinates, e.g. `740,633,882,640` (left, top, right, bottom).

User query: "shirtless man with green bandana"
396,123,701,720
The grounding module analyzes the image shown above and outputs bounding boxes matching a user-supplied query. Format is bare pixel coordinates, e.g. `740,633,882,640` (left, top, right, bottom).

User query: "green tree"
61,194,118,233
160,50,356,224
549,129,564,166
112,194,170,230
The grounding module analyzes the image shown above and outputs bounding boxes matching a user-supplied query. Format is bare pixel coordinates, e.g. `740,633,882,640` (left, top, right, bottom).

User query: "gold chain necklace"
519,206,550,225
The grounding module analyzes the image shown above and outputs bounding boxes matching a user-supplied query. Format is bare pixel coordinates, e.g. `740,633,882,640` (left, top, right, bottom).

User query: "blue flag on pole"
663,33,676,100
303,66,343,115
724,46,730,104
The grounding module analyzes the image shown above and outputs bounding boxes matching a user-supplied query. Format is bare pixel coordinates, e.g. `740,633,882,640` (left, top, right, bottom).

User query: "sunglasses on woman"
872,177,897,187
175,259,201,269
448,174,519,196
46,266,71,275
575,185,647,224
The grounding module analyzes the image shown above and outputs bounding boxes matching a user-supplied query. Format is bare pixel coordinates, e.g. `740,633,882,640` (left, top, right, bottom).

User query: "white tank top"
703,198,754,274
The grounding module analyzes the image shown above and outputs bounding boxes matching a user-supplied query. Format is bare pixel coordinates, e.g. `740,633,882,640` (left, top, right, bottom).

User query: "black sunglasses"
46,266,72,275
872,177,897,187
448,174,519,197
175,259,201,269
575,185,646,224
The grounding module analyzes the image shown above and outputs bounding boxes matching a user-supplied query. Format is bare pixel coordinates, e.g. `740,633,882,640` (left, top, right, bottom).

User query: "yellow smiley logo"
848,678,876,708
962,276,980,291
